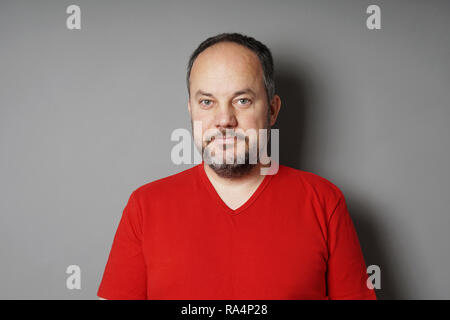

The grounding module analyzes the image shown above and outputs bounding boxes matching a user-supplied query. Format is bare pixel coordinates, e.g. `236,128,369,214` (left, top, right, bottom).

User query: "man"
97,33,376,300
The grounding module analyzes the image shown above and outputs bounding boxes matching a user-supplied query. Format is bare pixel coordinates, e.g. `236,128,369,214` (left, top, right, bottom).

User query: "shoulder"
277,164,345,207
131,165,199,199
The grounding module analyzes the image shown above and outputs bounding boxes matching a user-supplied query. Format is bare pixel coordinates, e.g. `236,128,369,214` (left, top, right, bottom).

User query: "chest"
142,200,329,299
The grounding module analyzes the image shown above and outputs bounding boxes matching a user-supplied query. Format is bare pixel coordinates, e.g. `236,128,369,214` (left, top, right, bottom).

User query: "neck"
203,161,270,188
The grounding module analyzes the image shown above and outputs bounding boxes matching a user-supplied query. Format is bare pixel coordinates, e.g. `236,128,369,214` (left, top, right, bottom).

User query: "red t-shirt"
97,163,376,300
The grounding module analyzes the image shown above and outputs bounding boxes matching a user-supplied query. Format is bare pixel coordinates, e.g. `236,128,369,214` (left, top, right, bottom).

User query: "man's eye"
200,99,212,106
237,98,251,105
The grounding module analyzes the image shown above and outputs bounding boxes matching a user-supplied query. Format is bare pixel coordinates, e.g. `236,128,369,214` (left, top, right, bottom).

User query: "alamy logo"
66,5,81,30
367,264,381,289
366,5,381,30
66,265,81,290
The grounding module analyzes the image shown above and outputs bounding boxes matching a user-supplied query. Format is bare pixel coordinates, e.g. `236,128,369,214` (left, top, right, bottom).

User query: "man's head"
187,33,281,178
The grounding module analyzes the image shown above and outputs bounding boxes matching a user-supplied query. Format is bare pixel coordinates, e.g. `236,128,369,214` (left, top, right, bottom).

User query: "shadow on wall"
274,62,401,300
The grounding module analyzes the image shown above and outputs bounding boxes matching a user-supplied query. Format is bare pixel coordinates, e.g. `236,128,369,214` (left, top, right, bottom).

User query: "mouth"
213,136,236,142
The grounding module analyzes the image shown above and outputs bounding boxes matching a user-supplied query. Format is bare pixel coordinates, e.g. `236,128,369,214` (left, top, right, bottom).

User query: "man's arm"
97,190,148,299
326,195,377,300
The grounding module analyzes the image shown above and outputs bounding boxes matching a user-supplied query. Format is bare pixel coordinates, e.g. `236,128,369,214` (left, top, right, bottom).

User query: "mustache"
204,130,248,142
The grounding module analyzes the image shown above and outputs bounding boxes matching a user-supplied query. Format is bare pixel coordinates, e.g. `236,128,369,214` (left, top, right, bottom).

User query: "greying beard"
195,109,272,179
204,146,256,178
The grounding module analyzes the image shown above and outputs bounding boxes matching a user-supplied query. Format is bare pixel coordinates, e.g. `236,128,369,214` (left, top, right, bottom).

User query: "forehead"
190,42,264,95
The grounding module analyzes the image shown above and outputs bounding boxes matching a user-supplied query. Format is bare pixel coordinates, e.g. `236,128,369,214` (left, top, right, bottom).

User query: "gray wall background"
1,0,449,299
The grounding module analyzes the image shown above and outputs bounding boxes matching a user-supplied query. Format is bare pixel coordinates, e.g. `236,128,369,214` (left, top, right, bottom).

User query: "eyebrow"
194,88,256,98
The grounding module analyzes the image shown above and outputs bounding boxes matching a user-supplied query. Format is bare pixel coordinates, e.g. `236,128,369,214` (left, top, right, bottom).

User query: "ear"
188,99,191,114
269,94,282,126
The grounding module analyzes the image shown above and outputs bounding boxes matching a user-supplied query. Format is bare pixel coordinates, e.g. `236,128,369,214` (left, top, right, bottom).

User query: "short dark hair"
186,32,275,104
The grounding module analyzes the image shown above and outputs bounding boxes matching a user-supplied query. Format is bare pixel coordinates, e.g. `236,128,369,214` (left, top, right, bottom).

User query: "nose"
214,103,237,129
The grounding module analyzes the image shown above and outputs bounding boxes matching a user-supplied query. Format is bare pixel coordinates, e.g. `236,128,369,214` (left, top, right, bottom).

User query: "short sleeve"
97,190,147,299
326,195,377,300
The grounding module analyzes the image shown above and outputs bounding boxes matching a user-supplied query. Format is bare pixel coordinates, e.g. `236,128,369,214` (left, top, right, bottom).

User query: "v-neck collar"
196,161,276,216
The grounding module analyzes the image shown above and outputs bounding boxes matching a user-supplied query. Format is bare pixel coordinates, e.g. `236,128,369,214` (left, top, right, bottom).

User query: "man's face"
188,42,273,178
